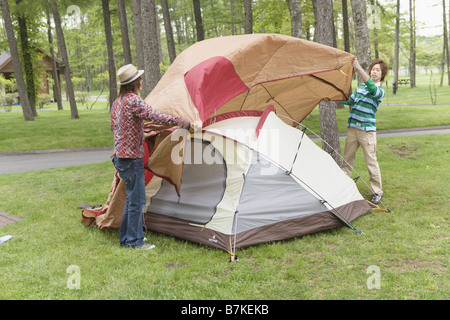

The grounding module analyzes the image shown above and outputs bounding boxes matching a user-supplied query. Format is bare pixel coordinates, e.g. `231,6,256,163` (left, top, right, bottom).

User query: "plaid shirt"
111,92,179,158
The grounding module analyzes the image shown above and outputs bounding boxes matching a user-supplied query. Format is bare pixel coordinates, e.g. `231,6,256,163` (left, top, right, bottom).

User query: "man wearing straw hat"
111,64,191,250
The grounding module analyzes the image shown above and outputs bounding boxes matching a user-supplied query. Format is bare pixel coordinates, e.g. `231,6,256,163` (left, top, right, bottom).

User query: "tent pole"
247,115,364,234
278,114,391,212
243,139,363,235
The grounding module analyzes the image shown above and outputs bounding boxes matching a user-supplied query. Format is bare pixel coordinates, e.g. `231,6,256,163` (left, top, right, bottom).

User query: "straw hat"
117,64,144,85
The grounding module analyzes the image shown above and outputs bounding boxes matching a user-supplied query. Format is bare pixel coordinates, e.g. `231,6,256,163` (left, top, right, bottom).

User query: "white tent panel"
203,133,253,234
255,112,363,208
204,116,260,148
292,133,364,208
254,114,303,172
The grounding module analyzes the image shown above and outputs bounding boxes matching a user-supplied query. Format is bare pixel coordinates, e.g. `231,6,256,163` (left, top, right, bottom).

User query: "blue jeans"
112,156,146,248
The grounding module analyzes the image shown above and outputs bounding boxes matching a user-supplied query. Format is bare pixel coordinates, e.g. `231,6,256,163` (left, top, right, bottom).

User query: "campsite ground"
0,83,449,301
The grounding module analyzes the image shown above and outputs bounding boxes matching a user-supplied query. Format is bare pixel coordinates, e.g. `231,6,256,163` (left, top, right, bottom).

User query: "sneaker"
140,243,156,250
371,193,382,204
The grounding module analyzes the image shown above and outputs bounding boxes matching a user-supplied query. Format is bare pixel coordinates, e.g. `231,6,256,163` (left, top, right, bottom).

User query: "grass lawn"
0,134,448,300
377,73,450,106
0,109,112,152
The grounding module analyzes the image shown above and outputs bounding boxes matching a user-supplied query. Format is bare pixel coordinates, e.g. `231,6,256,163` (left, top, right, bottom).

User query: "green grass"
0,109,112,152
382,73,450,106
0,134,448,300
301,104,450,135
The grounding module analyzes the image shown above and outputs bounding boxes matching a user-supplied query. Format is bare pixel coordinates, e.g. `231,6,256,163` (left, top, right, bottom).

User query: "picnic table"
398,78,410,85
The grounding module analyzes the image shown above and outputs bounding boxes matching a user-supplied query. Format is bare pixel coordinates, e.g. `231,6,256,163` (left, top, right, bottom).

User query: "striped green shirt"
340,78,385,132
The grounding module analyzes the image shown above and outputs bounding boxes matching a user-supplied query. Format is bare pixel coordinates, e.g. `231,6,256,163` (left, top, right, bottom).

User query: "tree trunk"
209,0,219,37
102,0,117,109
409,0,416,88
156,12,163,63
80,13,92,93
394,0,400,91
192,0,204,41
15,0,37,117
368,0,379,59
46,3,63,110
140,0,160,98
341,0,352,101
117,0,132,65
314,0,341,165
50,0,79,119
286,0,302,38
244,0,253,34
171,0,183,45
160,0,176,63
342,0,350,53
0,0,33,121
351,0,371,83
373,28,379,59
443,0,450,86
230,0,236,35
131,0,145,75
182,0,190,44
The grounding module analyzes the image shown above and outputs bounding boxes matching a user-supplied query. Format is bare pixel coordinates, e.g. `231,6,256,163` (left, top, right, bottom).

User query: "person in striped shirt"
340,58,388,205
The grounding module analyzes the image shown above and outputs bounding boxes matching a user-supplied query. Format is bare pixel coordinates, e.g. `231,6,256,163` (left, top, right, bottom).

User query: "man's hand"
352,58,370,83
352,58,362,70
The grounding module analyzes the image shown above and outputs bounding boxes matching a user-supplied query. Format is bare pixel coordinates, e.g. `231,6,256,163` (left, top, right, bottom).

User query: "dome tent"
81,34,374,258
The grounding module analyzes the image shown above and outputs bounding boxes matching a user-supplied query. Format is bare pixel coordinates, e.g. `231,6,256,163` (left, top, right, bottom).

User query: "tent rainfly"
81,34,377,258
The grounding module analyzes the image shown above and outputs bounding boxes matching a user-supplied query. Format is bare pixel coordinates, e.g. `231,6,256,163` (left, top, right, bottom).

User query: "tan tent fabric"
143,34,354,194
145,33,354,125
81,172,125,229
146,128,188,196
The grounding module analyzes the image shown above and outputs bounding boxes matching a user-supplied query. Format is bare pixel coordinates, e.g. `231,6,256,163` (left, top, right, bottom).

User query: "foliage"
37,93,52,109
0,92,18,111
1,0,448,95
71,77,87,92
92,71,108,92
416,36,443,73
0,74,16,92
10,0,48,104
253,0,290,35
74,91,90,109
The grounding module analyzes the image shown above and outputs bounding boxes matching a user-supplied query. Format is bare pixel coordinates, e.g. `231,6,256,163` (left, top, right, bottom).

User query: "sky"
379,0,445,37
410,0,445,36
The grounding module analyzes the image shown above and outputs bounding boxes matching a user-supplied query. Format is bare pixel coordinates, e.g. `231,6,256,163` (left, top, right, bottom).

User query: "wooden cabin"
0,48,72,99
